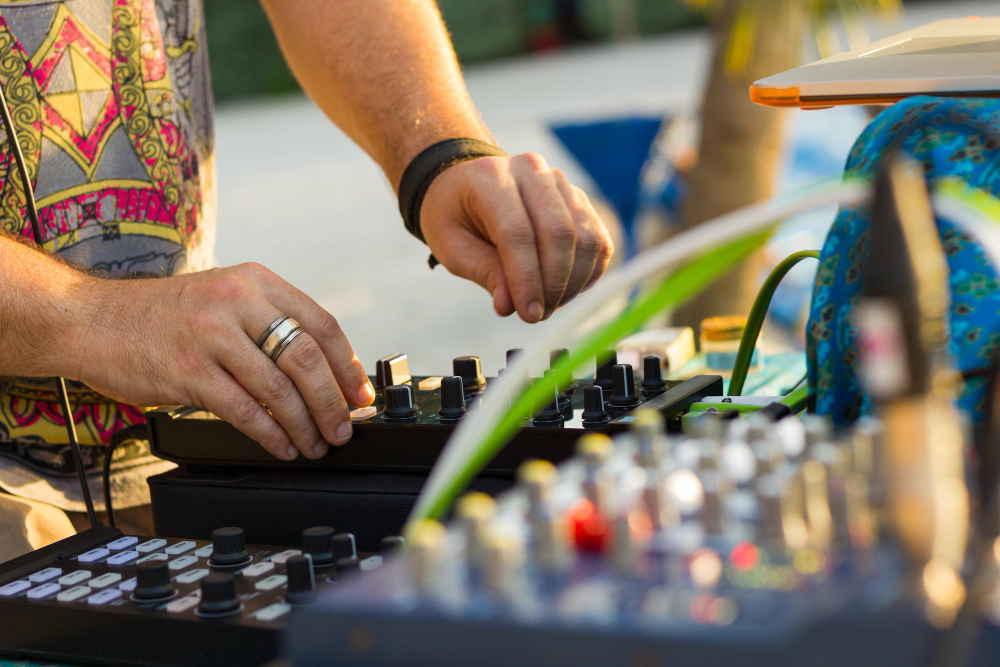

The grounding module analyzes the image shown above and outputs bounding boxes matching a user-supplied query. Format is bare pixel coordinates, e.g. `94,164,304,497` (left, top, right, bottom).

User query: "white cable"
932,190,1000,269
409,180,871,525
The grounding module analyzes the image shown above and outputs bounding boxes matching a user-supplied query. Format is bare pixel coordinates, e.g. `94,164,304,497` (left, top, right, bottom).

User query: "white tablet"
751,16,1000,109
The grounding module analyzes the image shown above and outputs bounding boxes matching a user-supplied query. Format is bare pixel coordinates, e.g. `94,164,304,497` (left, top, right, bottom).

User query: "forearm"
260,0,494,189
0,234,95,379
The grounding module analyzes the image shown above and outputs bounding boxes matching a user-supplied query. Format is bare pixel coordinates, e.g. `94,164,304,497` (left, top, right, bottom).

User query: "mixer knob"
641,356,667,395
610,364,640,408
333,532,357,561
531,385,565,425
335,557,361,577
133,561,175,600
550,348,578,393
383,385,417,420
375,353,411,389
595,350,617,392
698,471,727,535
285,555,318,605
302,526,335,568
198,572,240,615
505,348,525,368
581,385,609,426
438,376,467,420
380,536,405,554
453,356,486,392
209,526,249,566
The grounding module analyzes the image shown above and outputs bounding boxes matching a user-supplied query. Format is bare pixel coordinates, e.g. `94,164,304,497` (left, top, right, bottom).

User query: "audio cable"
0,79,99,528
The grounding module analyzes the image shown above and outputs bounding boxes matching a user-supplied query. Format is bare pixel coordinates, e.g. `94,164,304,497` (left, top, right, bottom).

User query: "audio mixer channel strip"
148,351,724,473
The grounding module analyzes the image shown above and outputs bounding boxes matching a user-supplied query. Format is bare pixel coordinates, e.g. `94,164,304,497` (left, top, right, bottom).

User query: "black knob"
335,556,361,577
333,533,357,561
505,348,525,368
550,348,578,394
383,385,417,420
198,572,239,615
581,385,609,424
532,384,564,425
375,353,411,389
641,356,667,395
380,536,405,554
595,350,617,392
302,526,335,568
133,561,174,600
285,555,317,605
453,356,486,392
210,527,249,566
439,376,467,420
610,364,640,407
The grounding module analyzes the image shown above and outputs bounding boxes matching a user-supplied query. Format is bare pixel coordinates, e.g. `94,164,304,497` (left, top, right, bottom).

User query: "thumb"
437,232,514,317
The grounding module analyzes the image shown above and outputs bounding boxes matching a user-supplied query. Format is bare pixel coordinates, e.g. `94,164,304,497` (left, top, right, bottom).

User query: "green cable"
779,383,809,413
728,250,820,396
412,228,774,526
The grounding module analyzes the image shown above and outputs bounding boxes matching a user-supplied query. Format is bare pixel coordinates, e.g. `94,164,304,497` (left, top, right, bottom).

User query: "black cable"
0,78,99,529
103,424,146,528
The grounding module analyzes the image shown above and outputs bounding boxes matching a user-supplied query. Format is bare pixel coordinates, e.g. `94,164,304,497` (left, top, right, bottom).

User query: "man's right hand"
69,263,374,461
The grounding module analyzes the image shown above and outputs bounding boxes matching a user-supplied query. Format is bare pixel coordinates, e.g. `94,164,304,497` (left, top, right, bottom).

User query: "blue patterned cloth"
806,96,1000,425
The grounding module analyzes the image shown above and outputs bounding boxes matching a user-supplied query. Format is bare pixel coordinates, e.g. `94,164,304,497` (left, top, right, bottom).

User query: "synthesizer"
149,351,724,474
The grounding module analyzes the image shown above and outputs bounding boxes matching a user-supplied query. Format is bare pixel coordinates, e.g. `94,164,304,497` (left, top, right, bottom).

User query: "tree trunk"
672,1,804,333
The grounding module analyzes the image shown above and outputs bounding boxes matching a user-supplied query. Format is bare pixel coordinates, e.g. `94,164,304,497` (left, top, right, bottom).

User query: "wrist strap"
398,138,507,249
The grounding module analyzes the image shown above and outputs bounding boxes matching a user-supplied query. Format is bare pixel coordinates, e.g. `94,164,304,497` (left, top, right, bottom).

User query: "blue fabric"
806,96,1000,425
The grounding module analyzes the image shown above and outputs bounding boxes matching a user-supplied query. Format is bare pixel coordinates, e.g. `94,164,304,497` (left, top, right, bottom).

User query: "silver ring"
256,315,289,348
258,316,304,362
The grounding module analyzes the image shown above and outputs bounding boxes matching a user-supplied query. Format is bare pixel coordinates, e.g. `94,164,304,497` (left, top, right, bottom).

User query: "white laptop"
751,16,1000,109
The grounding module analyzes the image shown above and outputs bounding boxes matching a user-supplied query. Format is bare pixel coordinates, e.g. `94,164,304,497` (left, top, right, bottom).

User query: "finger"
217,332,324,459
552,171,601,309
200,368,298,462
581,193,614,290
436,226,515,317
512,155,576,319
252,269,374,408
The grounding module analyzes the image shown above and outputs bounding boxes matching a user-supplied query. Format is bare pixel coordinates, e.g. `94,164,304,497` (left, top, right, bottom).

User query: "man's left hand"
419,152,614,323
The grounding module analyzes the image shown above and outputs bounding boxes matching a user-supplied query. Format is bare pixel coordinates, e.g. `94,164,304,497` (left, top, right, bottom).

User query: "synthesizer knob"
302,526,335,568
453,356,486,392
335,556,361,576
409,520,447,595
531,385,565,425
595,350,617,392
333,532,357,561
198,572,240,615
610,364,640,408
458,493,497,567
581,385,609,425
133,561,175,600
284,555,317,605
375,353,411,389
383,385,418,420
505,348,525,368
518,459,557,516
209,526,249,567
438,376,467,420
698,470,727,535
641,356,667,395
632,409,667,468
380,536,405,554
550,348,578,393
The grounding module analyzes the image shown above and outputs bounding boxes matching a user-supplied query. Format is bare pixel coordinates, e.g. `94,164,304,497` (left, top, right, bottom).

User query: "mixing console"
0,523,397,666
288,409,1000,667
149,351,723,473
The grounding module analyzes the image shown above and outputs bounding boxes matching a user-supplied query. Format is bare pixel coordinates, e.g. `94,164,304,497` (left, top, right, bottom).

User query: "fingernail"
313,441,329,458
528,301,544,322
358,382,375,406
336,421,353,445
286,446,298,460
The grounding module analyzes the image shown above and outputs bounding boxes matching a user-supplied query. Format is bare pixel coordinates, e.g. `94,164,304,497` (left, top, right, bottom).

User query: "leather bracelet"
397,138,507,253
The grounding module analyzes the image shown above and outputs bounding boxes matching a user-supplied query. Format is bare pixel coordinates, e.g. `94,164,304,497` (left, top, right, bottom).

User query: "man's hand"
420,153,614,323
72,263,374,461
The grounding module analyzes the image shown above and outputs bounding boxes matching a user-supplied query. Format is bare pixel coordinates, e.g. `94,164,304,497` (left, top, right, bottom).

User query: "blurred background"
206,0,993,377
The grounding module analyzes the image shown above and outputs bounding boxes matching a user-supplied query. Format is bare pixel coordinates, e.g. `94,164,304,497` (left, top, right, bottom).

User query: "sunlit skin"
0,0,613,459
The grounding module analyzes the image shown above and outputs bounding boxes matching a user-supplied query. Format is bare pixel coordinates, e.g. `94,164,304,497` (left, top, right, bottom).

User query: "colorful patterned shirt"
0,0,214,506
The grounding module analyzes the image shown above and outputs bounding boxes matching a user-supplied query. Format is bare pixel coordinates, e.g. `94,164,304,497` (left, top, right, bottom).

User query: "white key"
88,572,122,589
165,595,201,614
240,562,275,578
268,549,301,564
106,536,139,551
26,582,60,599
165,541,196,555
194,545,214,558
57,585,92,602
77,548,110,563
174,568,209,584
254,574,287,591
135,538,167,553
87,588,122,605
106,550,139,566
0,580,31,597
136,553,169,564
29,567,62,583
58,570,92,586
168,555,198,571
253,602,291,622
119,577,137,592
